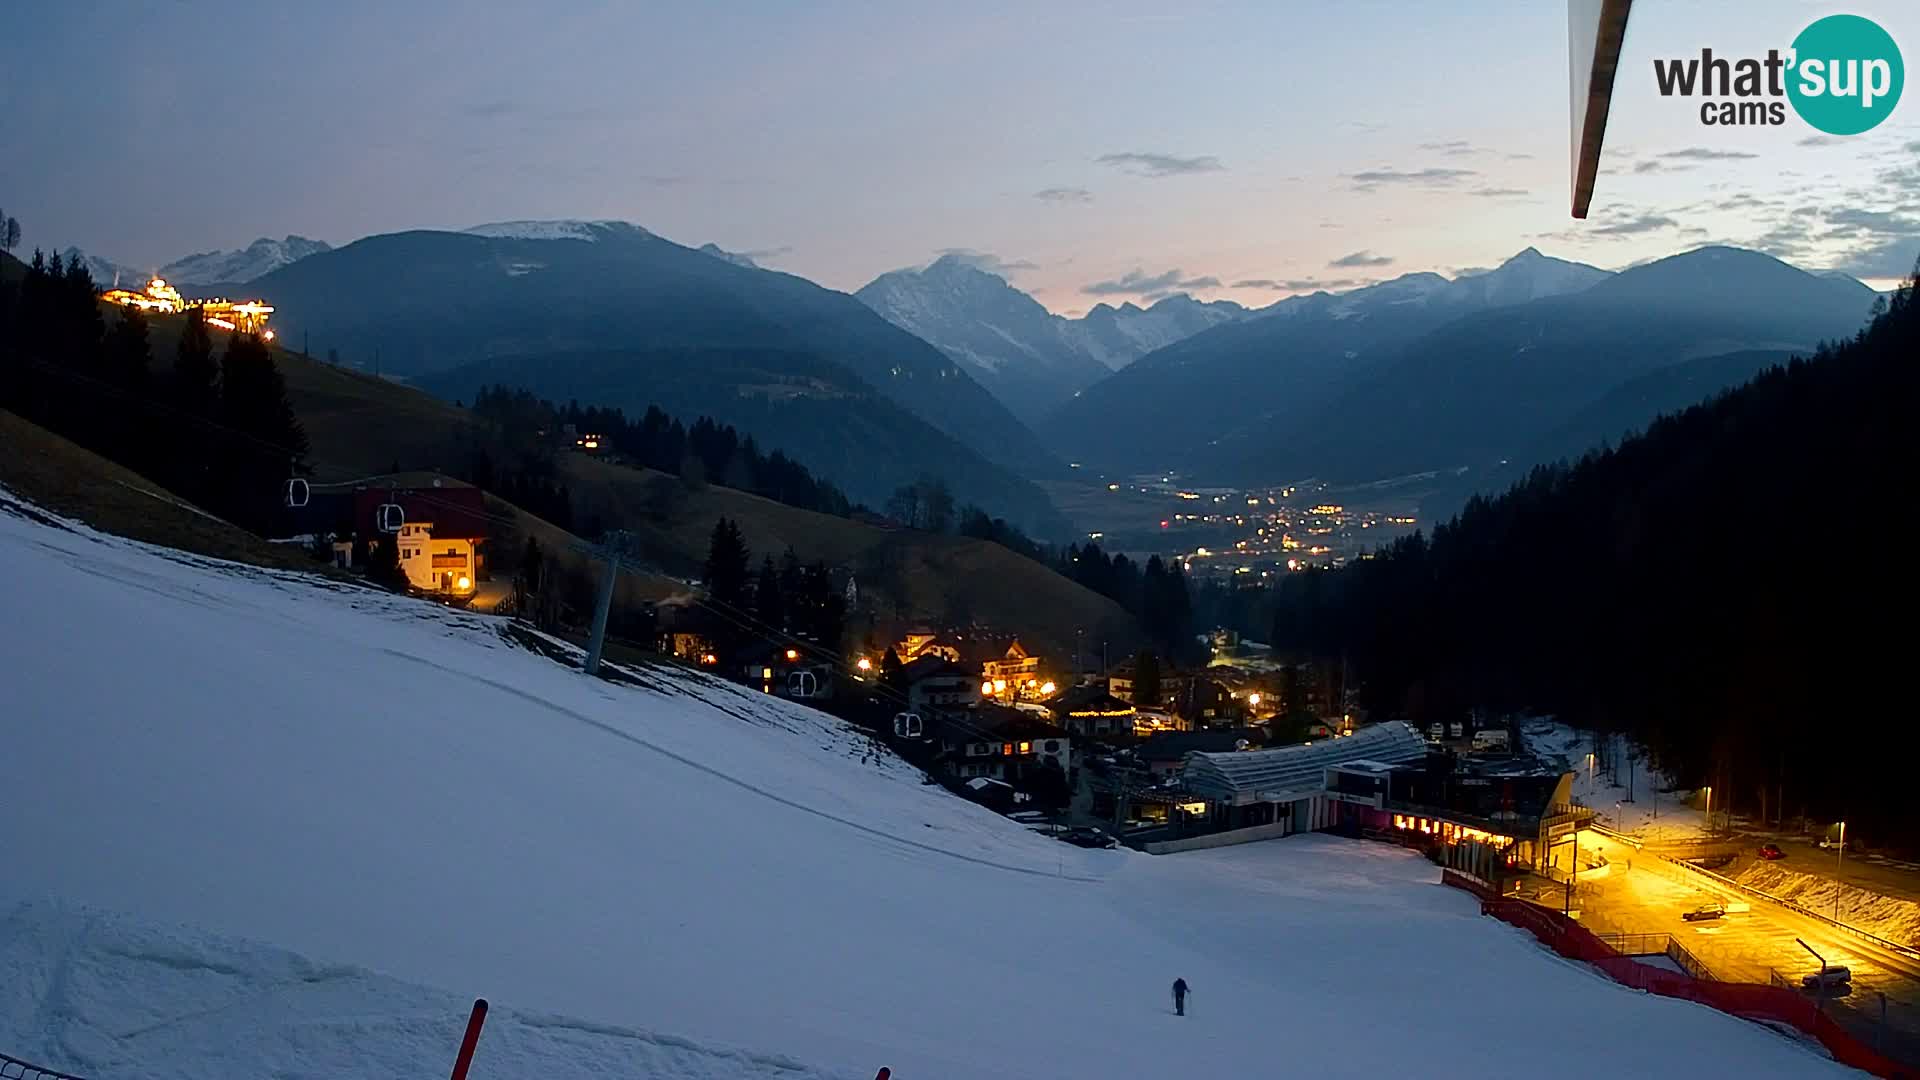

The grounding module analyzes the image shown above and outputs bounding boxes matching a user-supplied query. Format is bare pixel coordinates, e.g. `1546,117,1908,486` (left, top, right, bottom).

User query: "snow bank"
0,490,1851,1078
1736,863,1920,946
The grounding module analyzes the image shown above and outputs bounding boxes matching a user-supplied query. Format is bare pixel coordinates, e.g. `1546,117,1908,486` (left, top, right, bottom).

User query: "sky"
3,1,1916,314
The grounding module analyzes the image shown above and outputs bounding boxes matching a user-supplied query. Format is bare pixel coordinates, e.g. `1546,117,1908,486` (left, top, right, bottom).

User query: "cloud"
1329,250,1393,268
1633,159,1697,175
1797,135,1845,148
740,245,792,261
1587,212,1679,236
1235,277,1362,292
1417,140,1482,157
1034,186,1093,204
1658,147,1760,161
1082,268,1222,298
936,249,1038,276
1469,187,1532,198
1095,152,1225,177
1348,167,1477,189
1506,152,1537,161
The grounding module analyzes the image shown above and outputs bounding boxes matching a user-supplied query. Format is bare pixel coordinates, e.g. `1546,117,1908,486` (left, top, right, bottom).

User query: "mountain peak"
1502,246,1546,264
696,242,759,269
463,220,649,242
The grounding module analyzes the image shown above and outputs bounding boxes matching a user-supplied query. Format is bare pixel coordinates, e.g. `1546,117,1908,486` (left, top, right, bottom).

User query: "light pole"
1703,785,1712,838
1835,821,1847,919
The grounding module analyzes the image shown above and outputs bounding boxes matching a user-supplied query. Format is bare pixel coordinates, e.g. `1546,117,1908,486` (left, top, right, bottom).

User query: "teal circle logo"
1788,15,1903,135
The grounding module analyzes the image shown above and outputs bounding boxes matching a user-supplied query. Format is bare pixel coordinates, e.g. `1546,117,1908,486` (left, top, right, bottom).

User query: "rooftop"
1183,721,1428,802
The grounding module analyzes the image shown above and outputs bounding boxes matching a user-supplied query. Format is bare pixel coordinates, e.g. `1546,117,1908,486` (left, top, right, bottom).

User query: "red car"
1758,843,1785,860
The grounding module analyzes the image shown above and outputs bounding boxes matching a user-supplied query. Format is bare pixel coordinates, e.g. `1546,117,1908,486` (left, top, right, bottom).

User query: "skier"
1171,977,1189,1016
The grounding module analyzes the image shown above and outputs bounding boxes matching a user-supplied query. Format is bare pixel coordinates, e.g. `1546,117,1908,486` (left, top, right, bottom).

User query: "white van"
1472,729,1510,751
1802,966,1851,990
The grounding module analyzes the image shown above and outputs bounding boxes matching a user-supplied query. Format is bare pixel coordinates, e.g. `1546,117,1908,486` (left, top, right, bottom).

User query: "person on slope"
1171,977,1189,1016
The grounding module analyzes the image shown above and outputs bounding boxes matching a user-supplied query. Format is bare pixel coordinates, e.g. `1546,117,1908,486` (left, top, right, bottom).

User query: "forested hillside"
1269,263,1919,840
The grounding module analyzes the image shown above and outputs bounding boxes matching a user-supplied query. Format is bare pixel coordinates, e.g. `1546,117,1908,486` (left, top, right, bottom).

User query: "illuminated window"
1003,743,1014,756
1018,742,1031,754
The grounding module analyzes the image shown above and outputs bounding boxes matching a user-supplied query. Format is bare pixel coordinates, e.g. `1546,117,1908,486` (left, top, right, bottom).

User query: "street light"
1835,821,1847,919
1703,785,1712,837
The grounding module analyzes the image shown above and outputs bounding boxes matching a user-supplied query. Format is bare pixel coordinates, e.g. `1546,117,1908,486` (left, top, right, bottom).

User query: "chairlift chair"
284,477,310,508
787,669,820,699
893,712,924,738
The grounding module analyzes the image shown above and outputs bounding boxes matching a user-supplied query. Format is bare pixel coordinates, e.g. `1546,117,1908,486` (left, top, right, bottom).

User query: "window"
1044,740,1060,753
1002,743,1013,756
1018,741,1031,754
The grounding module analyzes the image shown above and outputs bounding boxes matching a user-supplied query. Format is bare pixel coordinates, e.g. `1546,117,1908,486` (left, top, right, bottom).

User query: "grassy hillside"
561,458,1140,657
247,333,1135,657
0,408,324,573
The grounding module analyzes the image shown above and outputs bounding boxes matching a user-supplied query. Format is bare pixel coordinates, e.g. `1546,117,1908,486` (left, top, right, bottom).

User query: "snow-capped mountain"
462,219,650,242
56,236,331,290
1062,294,1249,371
856,255,1244,423
157,235,332,286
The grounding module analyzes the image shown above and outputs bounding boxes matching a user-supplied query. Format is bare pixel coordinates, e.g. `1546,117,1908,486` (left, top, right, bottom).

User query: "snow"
0,490,1853,1079
1734,864,1920,946
1523,719,1709,842
463,220,648,242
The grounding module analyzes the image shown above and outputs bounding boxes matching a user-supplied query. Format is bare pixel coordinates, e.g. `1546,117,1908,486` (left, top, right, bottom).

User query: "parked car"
1758,843,1785,860
1682,902,1726,922
1062,826,1118,849
1427,722,1446,740
1471,729,1510,752
1802,966,1852,990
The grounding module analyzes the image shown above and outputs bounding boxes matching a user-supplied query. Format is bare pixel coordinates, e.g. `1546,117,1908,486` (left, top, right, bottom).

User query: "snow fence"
1441,870,1914,1078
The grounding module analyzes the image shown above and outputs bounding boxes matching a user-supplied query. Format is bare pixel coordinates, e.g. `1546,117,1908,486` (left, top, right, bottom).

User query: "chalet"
351,488,490,599
929,706,1071,783
1107,660,1137,703
1049,686,1136,739
895,628,960,663
980,639,1048,701
899,656,980,715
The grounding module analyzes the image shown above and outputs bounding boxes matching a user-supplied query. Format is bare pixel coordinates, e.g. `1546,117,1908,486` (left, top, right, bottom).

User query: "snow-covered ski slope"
0,489,1849,1079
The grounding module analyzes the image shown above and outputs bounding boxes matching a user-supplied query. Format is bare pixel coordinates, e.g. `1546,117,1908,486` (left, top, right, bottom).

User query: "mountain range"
1048,247,1612,473
245,221,1068,532
66,236,332,290
856,255,1244,423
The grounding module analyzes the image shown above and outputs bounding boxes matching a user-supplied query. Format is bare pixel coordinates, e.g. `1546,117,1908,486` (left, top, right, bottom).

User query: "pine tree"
366,534,409,591
754,555,786,631
702,517,751,608
174,308,218,415
1132,650,1162,707
216,332,309,530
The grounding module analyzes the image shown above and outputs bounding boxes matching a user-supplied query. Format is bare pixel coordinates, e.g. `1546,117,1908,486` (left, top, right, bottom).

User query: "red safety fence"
1440,870,1915,1078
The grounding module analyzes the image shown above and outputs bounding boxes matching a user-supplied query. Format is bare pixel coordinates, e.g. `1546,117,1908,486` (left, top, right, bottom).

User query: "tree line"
0,246,308,534
702,516,848,656
1266,264,1920,843
466,385,857,519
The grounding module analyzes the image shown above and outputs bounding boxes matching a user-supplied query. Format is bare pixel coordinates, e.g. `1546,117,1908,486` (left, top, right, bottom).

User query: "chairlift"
284,477,310,508
376,502,405,533
893,712,924,738
787,669,820,699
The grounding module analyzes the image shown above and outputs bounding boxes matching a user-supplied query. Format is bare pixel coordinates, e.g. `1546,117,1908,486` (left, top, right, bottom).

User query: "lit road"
1566,849,1920,1064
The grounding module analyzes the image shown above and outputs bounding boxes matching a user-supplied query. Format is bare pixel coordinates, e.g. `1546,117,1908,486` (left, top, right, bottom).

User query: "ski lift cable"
22,359,1039,742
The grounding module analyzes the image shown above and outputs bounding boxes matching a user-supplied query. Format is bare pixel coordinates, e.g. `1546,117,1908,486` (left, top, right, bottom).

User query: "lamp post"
1835,821,1847,919
1703,785,1712,838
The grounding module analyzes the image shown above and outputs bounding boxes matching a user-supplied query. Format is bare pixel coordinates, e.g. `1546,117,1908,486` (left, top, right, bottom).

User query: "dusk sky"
5,1,1915,313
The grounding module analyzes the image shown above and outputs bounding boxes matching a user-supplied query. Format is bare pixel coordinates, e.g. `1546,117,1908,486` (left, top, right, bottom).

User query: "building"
929,706,1071,783
980,639,1052,702
1048,686,1136,739
1135,729,1264,778
895,628,960,663
1107,660,1136,703
1323,753,1592,879
899,656,980,715
101,277,277,338
1181,721,1430,832
350,488,490,599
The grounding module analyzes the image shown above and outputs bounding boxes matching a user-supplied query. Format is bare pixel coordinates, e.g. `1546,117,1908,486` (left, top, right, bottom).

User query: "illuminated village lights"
100,277,277,336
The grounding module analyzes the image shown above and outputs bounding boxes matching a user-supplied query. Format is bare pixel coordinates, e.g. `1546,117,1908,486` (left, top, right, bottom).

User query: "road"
1563,850,1920,1065
1728,833,1920,907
